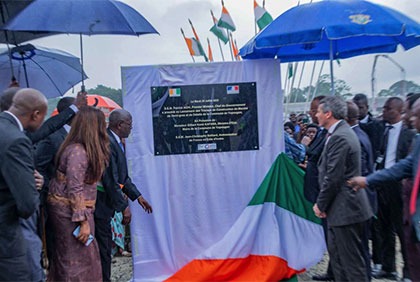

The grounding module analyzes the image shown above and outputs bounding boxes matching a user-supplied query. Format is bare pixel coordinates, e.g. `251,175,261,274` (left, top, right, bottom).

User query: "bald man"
96,109,152,282
0,88,48,281
370,97,415,280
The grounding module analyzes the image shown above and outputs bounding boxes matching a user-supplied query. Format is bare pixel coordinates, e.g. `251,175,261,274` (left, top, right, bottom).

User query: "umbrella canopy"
3,0,158,35
0,44,87,98
2,0,159,90
240,0,420,61
51,94,121,118
0,0,54,44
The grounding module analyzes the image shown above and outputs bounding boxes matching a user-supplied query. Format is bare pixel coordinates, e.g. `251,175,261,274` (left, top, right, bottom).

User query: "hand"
74,91,88,109
301,136,312,146
347,176,367,191
138,196,153,214
34,170,44,190
298,162,307,169
313,204,326,218
77,221,91,244
122,206,132,225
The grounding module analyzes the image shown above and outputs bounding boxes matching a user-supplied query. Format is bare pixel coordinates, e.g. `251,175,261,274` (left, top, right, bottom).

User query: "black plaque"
151,82,259,155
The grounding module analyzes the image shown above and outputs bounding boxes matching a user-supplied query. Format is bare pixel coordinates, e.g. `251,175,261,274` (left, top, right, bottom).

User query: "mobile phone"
73,225,94,246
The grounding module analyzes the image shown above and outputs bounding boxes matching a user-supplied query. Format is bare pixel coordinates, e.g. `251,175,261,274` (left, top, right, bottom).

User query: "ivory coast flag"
218,6,236,32
184,37,206,58
166,153,326,281
254,0,273,30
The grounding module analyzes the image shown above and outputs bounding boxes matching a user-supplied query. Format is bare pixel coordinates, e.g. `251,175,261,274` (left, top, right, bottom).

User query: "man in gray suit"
0,88,48,281
313,96,373,281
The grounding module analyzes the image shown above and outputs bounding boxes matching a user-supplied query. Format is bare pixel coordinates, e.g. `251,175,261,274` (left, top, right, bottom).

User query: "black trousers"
321,218,334,278
372,183,408,276
328,221,369,282
95,216,112,282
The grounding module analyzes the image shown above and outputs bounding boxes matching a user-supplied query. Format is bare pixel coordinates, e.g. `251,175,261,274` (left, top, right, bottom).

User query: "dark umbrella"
2,0,159,91
0,43,87,97
240,0,420,95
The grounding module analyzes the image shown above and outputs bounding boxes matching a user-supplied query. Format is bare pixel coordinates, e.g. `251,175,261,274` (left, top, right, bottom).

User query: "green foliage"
87,84,122,106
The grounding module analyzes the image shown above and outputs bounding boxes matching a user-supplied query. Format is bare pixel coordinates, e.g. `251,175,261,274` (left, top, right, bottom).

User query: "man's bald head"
346,101,359,126
109,109,133,139
0,87,20,112
8,88,48,132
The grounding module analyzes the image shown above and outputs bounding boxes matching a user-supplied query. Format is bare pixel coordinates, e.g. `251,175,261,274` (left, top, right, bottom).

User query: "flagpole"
312,60,325,99
293,61,306,103
228,31,234,61
180,28,195,63
210,10,225,61
207,38,214,62
254,0,258,35
305,61,317,110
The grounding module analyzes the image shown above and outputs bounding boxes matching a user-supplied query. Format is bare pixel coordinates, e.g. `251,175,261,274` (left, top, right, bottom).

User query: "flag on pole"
210,10,229,44
288,63,294,78
184,37,205,57
189,19,209,62
254,0,273,30
207,38,214,62
165,153,326,281
217,2,236,32
181,28,207,60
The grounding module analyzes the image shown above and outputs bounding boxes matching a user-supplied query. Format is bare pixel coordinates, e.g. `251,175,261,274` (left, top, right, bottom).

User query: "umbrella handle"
93,97,99,107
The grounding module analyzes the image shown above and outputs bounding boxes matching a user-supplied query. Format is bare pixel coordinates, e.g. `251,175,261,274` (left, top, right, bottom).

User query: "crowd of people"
0,86,152,282
0,81,420,282
285,93,420,282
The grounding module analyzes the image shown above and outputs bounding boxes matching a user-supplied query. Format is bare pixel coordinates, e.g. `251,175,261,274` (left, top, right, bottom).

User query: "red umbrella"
51,94,121,118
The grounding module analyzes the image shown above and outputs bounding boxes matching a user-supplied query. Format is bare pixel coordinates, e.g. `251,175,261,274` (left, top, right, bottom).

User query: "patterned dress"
47,143,102,281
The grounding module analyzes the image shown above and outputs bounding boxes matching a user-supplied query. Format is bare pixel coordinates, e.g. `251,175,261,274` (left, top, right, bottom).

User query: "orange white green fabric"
254,0,273,30
166,154,326,281
218,6,236,32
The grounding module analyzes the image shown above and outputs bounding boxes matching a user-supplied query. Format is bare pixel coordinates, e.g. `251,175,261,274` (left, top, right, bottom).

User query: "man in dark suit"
349,98,420,282
346,101,375,280
95,109,153,282
302,95,334,281
1,86,85,144
370,97,414,280
0,88,48,281
34,97,76,268
314,96,373,282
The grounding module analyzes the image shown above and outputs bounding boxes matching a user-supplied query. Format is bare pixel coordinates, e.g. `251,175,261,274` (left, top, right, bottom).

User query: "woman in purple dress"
47,107,110,281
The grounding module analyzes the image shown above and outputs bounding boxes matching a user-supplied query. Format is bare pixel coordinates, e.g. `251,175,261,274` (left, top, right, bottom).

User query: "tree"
87,84,122,106
313,74,352,98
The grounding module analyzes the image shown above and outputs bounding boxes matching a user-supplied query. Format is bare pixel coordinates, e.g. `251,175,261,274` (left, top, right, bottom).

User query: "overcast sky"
30,0,420,97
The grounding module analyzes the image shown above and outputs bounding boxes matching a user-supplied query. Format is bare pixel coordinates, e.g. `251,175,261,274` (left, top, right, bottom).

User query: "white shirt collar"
4,111,24,131
360,115,369,124
328,120,342,135
387,120,403,131
63,124,71,133
110,129,122,144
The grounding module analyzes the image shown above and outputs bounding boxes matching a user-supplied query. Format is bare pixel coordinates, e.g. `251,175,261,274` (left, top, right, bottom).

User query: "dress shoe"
312,273,334,281
372,270,398,280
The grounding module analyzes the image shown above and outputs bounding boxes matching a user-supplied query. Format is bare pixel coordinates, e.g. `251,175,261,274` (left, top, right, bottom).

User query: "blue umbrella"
2,0,159,90
0,0,54,45
0,44,87,98
240,0,420,94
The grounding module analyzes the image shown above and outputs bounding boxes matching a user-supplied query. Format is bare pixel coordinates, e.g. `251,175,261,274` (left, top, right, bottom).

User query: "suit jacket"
360,118,384,160
303,128,327,203
353,124,374,176
0,112,39,275
34,127,68,204
95,128,141,219
26,106,75,144
367,134,420,197
317,120,373,227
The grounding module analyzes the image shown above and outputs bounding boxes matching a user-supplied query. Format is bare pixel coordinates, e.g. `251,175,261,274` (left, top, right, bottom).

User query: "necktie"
376,125,393,170
119,141,125,152
409,163,420,215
